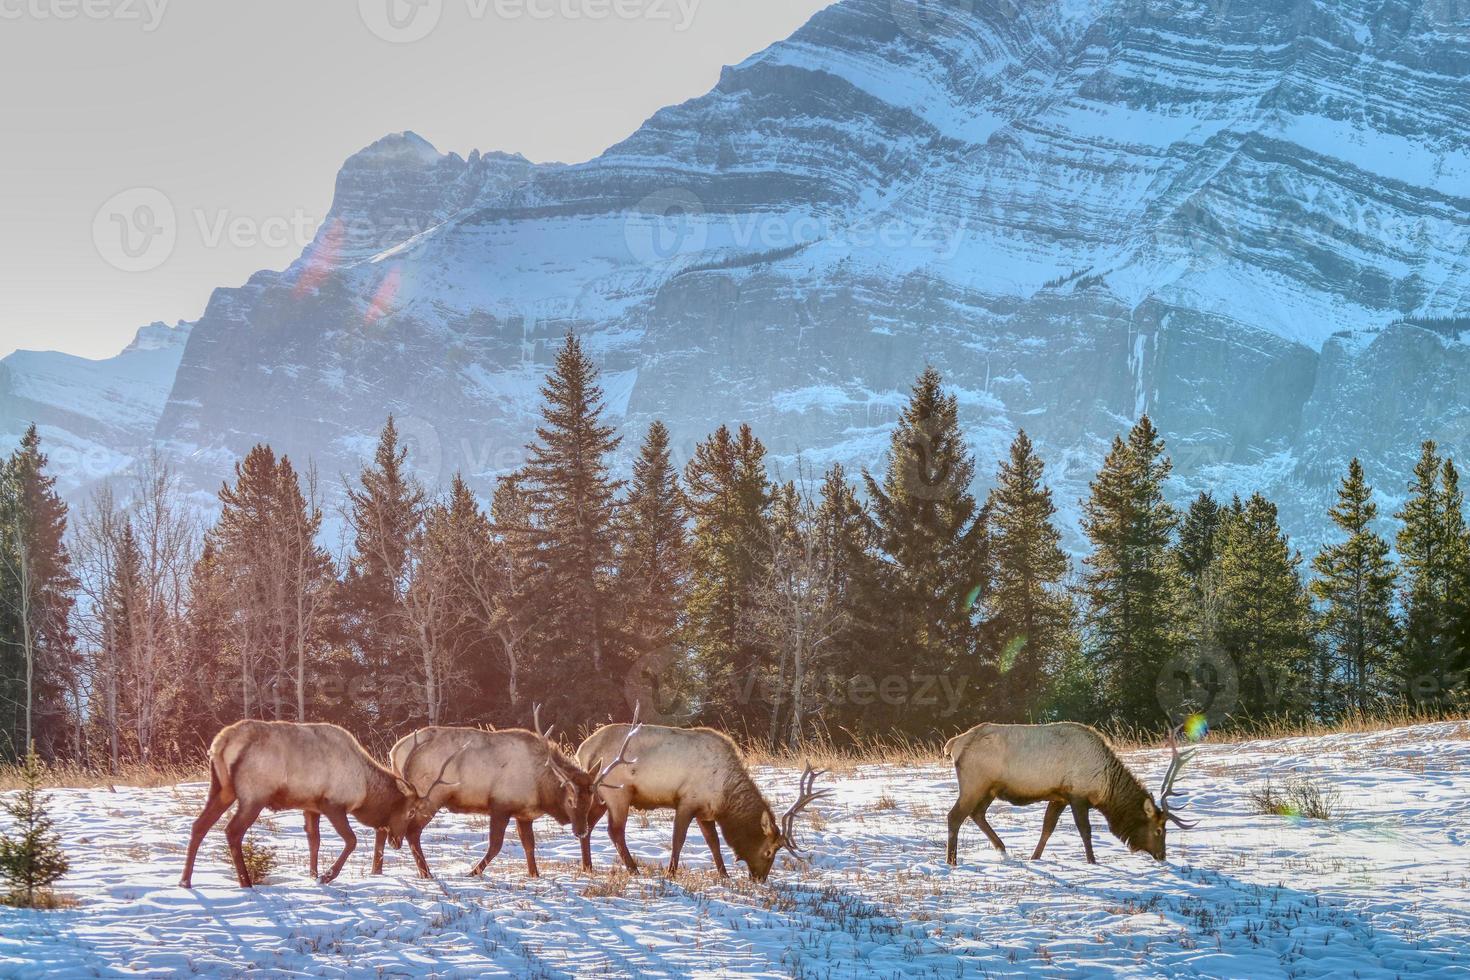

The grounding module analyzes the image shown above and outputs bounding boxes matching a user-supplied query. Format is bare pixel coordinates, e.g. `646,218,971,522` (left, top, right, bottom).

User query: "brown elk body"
179,720,432,888
576,723,828,882
943,722,1196,865
373,727,596,878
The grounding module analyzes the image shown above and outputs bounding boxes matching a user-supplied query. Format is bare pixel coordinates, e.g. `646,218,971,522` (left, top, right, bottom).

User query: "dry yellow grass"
6,712,1464,790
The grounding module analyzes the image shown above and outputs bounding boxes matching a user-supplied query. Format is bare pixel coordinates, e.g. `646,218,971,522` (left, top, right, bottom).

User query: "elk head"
582,704,643,839
536,703,623,840
392,737,467,845
1140,728,1199,860
749,763,830,882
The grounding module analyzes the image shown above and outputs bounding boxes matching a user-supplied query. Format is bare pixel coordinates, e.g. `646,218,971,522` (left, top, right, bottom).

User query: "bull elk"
374,706,618,878
179,720,454,888
944,722,1198,865
576,711,830,882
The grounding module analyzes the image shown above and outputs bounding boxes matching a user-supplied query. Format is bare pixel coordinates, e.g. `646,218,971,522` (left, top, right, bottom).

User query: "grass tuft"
1247,777,1341,821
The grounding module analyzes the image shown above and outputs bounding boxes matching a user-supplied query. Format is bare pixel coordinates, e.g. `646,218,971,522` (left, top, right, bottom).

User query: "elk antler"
415,742,469,799
1158,727,1199,829
779,763,832,854
532,703,557,745
593,701,642,792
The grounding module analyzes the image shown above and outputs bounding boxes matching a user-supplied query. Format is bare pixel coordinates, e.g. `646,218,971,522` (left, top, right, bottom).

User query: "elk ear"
395,776,415,798
1143,797,1158,818
760,811,777,837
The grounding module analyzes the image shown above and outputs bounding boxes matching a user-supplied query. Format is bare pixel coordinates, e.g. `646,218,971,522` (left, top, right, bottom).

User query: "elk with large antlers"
943,722,1198,865
179,720,451,888
374,706,603,878
576,711,830,882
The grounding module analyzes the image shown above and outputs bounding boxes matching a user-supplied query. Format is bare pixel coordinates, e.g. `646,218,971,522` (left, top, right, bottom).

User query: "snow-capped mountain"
10,0,1470,548
1,321,191,499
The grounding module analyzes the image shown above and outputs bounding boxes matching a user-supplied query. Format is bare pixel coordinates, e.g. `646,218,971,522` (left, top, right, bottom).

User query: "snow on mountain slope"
12,0,1470,550
2,723,1468,976
0,322,191,496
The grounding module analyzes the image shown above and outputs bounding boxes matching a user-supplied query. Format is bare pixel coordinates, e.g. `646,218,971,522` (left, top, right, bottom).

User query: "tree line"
3,333,1467,765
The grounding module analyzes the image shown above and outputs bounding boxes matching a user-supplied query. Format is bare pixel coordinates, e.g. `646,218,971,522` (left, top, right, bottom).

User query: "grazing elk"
944,722,1197,865
576,714,830,882
373,707,628,878
179,720,456,889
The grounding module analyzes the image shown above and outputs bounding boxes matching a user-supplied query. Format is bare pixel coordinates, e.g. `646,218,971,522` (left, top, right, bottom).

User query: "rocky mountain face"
9,0,1470,549
1,322,191,499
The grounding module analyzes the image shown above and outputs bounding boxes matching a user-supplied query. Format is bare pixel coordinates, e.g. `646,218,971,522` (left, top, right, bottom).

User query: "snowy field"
3,722,1470,978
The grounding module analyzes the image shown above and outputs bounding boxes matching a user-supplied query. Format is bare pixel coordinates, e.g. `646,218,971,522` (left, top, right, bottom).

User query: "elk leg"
668,808,695,875
607,809,639,874
224,800,265,888
1071,802,1097,864
408,821,432,879
971,796,1007,855
470,812,510,876
371,828,386,875
697,818,728,878
305,812,321,878
1031,802,1066,860
319,807,357,884
946,786,985,865
179,771,235,888
580,803,604,872
516,819,539,878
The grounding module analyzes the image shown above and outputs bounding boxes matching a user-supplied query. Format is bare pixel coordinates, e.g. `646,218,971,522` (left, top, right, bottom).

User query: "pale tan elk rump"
944,721,1197,865
576,716,828,882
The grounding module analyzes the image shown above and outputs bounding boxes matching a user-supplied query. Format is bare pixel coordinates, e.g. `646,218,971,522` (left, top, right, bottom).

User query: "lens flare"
1184,713,1209,742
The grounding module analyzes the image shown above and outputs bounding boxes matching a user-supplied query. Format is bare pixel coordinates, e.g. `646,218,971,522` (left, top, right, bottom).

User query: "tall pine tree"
857,367,987,735
1080,416,1178,727
1310,459,1398,714
520,333,623,722
339,418,426,730
617,421,690,715
1395,441,1466,705
0,427,78,761
1214,493,1314,719
984,430,1071,720
684,424,772,731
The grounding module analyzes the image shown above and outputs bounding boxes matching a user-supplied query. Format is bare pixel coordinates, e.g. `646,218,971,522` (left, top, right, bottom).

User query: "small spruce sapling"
0,745,70,908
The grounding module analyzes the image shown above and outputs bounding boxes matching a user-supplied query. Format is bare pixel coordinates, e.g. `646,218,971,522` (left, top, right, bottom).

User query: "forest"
2,333,1467,766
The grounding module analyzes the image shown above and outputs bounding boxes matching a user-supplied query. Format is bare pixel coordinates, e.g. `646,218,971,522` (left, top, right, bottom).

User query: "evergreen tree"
1080,416,1179,726
1395,441,1466,705
0,427,78,761
617,422,691,716
0,745,69,907
684,424,772,731
857,367,987,735
520,333,624,721
984,430,1071,720
811,464,873,729
1310,459,1398,714
339,418,426,729
1215,493,1314,718
195,446,337,724
1176,493,1224,588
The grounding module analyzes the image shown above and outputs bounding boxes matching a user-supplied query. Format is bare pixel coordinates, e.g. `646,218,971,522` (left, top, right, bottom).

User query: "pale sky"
0,0,836,360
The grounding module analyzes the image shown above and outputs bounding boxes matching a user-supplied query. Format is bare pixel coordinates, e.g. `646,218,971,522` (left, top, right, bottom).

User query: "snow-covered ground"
4,722,1470,978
